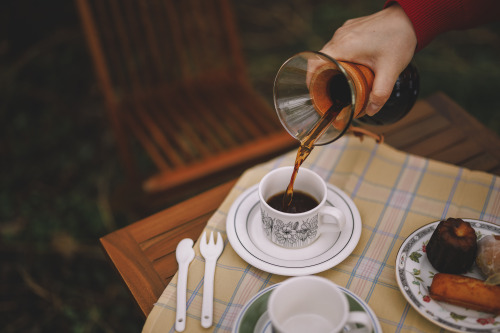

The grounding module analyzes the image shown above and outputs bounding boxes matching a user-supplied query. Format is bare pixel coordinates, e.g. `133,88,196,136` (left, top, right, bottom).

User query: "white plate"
395,219,500,333
226,183,361,276
232,283,382,333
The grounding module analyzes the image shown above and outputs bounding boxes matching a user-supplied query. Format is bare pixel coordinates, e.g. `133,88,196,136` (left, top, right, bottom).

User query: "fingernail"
366,102,380,116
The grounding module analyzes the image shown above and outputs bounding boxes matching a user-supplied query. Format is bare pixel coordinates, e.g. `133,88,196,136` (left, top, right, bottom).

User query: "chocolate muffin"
426,218,478,274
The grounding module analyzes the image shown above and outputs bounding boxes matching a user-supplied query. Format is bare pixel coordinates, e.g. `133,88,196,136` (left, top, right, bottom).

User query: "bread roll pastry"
476,235,500,285
429,273,500,314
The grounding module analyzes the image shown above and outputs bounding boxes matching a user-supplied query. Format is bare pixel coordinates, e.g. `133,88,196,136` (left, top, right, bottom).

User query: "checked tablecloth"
142,134,500,332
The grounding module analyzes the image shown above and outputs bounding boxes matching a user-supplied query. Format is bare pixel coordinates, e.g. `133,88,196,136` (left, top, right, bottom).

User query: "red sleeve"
385,0,500,52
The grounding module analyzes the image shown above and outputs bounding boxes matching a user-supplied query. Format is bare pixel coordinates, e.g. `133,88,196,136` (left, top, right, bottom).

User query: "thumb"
365,67,399,116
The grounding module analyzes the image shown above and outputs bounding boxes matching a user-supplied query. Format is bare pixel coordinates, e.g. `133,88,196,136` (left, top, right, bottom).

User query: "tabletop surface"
100,92,500,318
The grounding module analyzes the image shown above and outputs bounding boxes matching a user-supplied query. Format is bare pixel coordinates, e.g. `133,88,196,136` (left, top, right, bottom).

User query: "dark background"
1,0,499,332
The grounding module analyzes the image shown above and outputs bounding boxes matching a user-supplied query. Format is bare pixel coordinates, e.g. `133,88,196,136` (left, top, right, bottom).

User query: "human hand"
320,4,417,116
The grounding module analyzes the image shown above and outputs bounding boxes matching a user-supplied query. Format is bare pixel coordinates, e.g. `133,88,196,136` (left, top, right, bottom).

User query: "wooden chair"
75,0,296,194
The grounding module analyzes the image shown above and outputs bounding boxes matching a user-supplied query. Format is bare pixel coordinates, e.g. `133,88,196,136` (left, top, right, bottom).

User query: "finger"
366,67,399,116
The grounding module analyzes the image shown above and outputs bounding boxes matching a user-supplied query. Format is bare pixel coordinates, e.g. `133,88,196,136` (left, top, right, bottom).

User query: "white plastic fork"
199,231,224,328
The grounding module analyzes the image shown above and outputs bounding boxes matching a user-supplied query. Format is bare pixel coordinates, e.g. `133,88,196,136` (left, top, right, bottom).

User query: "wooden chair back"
76,0,296,194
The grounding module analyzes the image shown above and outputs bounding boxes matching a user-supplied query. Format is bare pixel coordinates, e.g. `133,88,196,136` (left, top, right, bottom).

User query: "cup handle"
346,311,373,333
318,206,345,232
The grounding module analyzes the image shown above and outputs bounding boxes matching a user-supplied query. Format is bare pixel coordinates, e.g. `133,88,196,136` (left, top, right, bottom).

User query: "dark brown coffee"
267,190,319,213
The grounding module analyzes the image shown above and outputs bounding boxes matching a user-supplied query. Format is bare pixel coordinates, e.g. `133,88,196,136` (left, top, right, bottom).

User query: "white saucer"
226,183,361,276
232,283,382,333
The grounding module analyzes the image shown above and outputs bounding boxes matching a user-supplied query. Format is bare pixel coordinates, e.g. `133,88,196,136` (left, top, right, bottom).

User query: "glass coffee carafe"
273,51,419,146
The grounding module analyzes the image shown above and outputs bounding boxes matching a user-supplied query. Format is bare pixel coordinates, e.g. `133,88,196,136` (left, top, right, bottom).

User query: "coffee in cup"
266,190,319,213
259,167,345,249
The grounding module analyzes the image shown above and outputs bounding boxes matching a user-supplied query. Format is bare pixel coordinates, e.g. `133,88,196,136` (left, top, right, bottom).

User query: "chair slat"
123,112,171,171
214,85,269,139
225,84,281,134
461,152,500,173
181,85,241,149
403,127,465,157
149,98,212,161
108,0,143,92
133,101,187,167
160,0,190,79
385,113,450,149
429,139,480,165
196,86,254,143
137,1,165,83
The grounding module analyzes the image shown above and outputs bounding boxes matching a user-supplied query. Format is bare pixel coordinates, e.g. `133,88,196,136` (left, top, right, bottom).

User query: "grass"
1,0,499,332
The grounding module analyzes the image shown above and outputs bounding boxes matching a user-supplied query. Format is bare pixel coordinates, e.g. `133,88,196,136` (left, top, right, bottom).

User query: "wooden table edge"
100,179,237,316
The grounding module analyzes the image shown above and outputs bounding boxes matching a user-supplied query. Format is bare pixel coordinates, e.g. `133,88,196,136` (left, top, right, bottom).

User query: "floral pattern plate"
395,219,500,332
226,183,361,276
232,283,382,333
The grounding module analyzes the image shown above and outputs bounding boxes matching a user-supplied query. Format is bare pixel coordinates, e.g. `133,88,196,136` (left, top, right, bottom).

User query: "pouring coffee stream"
283,75,351,210
275,51,419,211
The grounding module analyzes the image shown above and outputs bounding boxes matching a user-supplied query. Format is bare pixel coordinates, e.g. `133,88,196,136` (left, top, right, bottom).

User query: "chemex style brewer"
273,51,419,146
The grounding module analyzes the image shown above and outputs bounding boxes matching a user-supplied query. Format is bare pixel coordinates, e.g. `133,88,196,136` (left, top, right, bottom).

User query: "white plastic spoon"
175,238,195,332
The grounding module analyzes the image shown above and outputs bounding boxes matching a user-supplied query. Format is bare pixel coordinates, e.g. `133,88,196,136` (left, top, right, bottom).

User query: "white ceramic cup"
259,166,345,248
268,276,373,333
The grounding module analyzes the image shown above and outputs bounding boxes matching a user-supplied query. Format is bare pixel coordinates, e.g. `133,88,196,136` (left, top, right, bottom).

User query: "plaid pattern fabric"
143,134,500,332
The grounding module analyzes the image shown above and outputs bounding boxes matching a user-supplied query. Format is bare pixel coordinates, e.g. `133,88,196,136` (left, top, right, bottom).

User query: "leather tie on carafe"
309,61,384,143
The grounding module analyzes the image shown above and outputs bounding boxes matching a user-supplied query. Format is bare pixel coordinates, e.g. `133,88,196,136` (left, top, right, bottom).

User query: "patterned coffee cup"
258,167,345,249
